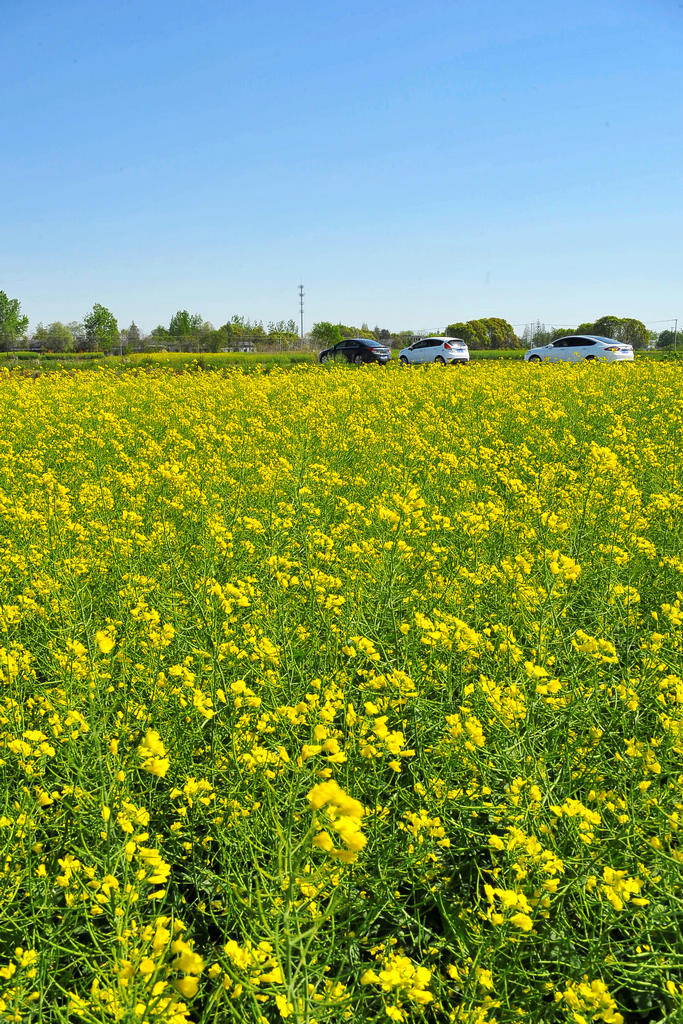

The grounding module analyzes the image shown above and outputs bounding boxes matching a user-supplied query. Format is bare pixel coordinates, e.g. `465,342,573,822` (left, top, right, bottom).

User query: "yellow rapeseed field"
0,361,681,1023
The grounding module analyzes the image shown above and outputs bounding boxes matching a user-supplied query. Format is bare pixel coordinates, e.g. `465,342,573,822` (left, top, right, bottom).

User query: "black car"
318,338,392,365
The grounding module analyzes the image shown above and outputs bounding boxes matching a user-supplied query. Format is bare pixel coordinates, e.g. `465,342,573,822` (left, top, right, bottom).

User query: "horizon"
18,308,681,343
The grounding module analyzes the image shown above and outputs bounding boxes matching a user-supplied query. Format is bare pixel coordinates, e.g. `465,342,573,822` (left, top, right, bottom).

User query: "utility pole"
298,284,305,341
674,318,678,354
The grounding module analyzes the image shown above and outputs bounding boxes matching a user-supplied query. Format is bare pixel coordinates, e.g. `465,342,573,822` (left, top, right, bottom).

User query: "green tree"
657,329,676,349
212,315,268,352
50,322,74,351
126,322,141,350
0,291,29,351
118,324,140,354
339,324,375,339
445,320,487,349
33,322,74,351
311,322,342,347
618,318,649,350
201,326,227,353
169,310,205,347
223,316,246,351
267,320,299,350
485,317,520,348
446,317,520,350
578,315,649,350
148,326,169,349
548,326,574,343
590,315,622,339
446,321,469,344
67,322,86,349
83,304,119,352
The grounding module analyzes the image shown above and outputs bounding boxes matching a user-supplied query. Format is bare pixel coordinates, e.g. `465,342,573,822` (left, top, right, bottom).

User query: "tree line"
0,290,677,353
313,314,673,350
0,293,300,353
310,318,522,349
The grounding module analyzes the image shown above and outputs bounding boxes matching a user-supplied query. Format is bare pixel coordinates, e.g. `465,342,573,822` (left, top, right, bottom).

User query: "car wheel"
528,355,541,362
400,356,409,365
320,353,330,363
353,354,363,365
585,355,596,361
434,356,445,364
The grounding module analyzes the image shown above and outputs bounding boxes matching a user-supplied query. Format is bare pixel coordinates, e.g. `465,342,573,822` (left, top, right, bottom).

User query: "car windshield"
363,340,383,347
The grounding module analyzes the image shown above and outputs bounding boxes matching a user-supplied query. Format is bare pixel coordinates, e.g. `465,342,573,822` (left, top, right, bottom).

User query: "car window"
580,339,596,346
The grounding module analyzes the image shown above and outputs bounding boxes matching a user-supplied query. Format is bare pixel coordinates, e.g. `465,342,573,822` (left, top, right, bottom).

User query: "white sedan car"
399,337,470,365
525,334,634,363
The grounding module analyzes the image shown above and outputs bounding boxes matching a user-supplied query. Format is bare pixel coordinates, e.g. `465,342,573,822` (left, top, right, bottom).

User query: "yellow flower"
509,913,533,932
173,976,198,998
137,729,170,778
275,993,293,1018
171,940,204,975
95,630,115,654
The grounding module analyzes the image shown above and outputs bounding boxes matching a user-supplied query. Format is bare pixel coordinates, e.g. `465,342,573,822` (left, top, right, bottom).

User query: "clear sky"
2,0,682,336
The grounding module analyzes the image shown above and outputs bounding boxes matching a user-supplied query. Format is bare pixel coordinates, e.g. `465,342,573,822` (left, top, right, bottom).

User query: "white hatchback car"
399,337,470,365
525,334,634,363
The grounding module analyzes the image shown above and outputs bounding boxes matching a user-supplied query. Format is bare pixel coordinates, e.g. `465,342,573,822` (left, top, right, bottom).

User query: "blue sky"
1,0,682,335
